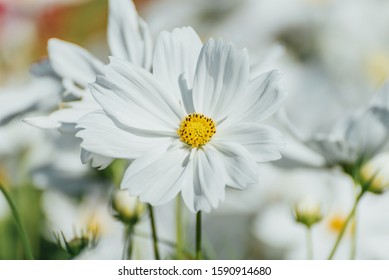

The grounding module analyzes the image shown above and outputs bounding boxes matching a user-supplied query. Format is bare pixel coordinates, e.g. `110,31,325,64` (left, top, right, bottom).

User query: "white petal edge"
121,141,191,206
107,0,152,69
23,116,61,129
90,57,184,135
181,146,225,213
76,110,170,159
153,26,202,113
224,70,287,126
211,141,259,190
192,38,250,121
48,38,104,87
80,149,114,170
216,123,285,162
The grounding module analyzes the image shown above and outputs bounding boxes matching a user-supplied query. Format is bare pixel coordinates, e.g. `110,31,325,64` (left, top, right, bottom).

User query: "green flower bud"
54,228,98,258
360,153,389,194
294,197,323,228
111,190,145,225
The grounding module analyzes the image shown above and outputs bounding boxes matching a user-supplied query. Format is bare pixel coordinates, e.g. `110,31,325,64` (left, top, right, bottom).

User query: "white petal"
107,0,152,69
48,38,104,87
24,100,98,129
306,135,356,165
216,123,285,162
1,77,61,124
153,27,202,113
371,82,389,130
192,39,249,121
50,106,94,125
343,110,387,161
181,146,225,213
226,70,287,125
138,18,153,70
76,111,169,159
90,57,184,135
121,141,191,205
80,149,113,170
23,116,61,129
62,78,88,99
211,141,259,190
30,58,57,77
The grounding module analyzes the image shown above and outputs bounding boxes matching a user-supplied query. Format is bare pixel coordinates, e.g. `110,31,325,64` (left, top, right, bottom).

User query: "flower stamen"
178,113,216,148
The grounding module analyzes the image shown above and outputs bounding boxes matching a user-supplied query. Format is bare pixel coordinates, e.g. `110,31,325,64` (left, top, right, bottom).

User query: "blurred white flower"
42,189,176,259
0,77,61,125
24,0,152,169
42,189,125,259
252,170,354,259
360,153,389,194
280,105,387,168
76,26,286,213
253,168,389,259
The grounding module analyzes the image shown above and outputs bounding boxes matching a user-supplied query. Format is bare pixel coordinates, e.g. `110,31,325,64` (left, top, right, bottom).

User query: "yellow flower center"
177,113,216,148
327,214,355,235
328,215,345,233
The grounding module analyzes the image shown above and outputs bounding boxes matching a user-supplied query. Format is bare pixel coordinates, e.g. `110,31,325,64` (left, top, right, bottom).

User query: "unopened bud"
111,190,145,225
54,229,98,257
360,153,389,194
294,197,322,228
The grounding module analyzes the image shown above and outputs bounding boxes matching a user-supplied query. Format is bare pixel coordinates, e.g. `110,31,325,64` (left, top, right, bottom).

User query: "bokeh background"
1,0,389,260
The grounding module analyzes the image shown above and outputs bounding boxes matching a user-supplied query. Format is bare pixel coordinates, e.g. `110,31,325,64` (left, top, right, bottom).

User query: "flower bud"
294,196,323,228
111,190,145,225
54,229,98,257
360,153,389,194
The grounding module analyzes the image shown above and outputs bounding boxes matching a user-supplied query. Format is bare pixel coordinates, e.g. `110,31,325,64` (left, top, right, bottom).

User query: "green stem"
0,183,34,260
123,225,134,260
148,204,160,260
350,181,359,260
349,212,358,259
307,226,313,260
327,190,365,260
176,197,183,255
134,231,177,248
196,211,202,260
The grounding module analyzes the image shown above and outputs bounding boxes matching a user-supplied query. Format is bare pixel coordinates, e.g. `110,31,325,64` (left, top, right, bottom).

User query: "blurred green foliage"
0,184,67,259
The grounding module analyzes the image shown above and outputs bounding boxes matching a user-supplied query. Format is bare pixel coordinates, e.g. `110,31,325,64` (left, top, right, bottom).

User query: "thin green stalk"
122,225,134,260
350,211,357,259
327,190,365,260
148,204,160,260
0,183,34,260
134,231,177,248
306,226,313,260
176,197,183,255
196,211,202,260
350,180,359,260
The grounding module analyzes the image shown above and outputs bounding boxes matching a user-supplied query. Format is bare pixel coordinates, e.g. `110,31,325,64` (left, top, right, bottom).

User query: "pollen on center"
177,113,216,148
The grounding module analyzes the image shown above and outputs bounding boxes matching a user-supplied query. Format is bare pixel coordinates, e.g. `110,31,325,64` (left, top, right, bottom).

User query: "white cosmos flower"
280,106,388,168
76,27,286,213
23,0,152,169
